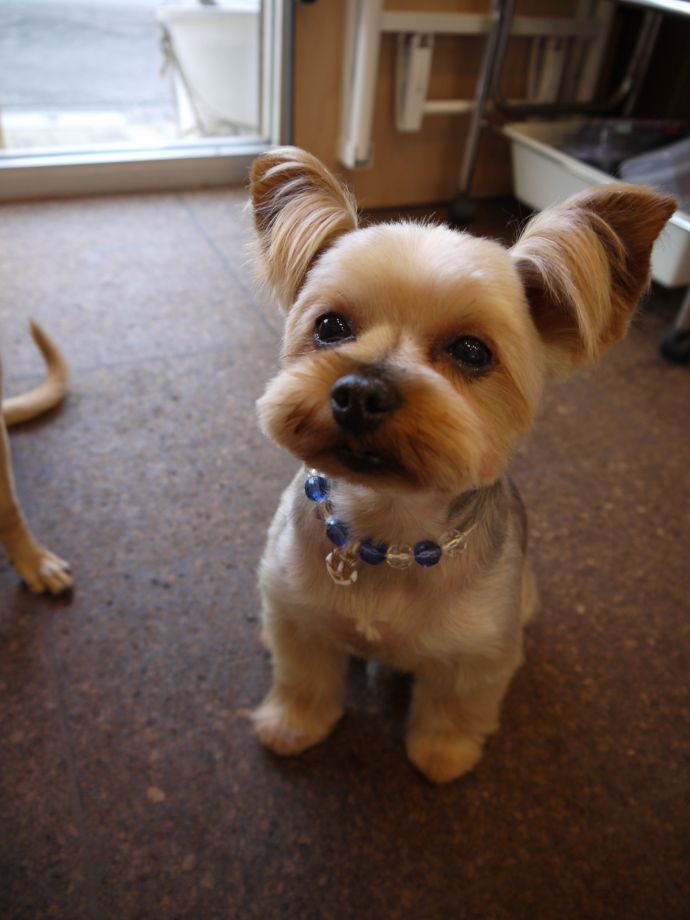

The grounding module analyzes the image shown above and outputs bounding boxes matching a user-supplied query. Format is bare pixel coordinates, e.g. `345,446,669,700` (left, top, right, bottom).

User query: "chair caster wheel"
448,194,476,227
660,327,690,364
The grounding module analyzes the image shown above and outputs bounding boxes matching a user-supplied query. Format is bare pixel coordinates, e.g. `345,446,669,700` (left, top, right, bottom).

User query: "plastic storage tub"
619,136,690,213
503,120,690,288
157,1,260,137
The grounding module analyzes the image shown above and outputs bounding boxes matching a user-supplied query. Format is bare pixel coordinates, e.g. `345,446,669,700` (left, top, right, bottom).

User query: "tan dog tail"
2,320,69,427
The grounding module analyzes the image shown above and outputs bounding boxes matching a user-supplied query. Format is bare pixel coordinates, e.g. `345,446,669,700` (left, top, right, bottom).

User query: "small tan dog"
1,321,73,594
249,147,674,783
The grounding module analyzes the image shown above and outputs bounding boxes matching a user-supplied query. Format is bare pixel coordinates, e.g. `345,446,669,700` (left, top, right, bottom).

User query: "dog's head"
251,147,674,493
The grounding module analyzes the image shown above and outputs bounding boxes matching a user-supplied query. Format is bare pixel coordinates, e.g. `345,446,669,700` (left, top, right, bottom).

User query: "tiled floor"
0,190,688,919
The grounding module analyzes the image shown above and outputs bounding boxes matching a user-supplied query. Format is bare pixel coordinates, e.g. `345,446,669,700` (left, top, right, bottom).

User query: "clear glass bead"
440,528,469,557
385,544,414,569
315,500,334,522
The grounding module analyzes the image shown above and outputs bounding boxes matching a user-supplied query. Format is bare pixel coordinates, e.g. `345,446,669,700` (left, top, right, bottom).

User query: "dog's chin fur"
248,146,676,783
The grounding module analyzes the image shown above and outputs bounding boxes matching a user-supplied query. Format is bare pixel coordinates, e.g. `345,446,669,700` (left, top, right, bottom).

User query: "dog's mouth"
334,445,395,474
306,441,406,481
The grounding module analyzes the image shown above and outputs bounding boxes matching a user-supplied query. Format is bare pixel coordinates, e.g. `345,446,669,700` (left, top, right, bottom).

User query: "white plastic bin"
157,1,260,137
503,120,690,288
619,136,690,213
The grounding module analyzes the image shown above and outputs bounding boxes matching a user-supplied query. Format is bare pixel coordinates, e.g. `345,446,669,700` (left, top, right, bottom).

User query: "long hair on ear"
511,184,676,373
250,147,358,310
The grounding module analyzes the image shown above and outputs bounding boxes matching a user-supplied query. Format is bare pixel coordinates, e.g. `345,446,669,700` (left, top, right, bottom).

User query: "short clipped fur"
250,147,674,782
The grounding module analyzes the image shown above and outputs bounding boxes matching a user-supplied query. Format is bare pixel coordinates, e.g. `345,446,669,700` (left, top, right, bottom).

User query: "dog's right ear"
511,184,675,374
250,147,358,310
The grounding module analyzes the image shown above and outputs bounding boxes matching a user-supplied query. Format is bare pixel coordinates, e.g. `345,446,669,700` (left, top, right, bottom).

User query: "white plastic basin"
157,2,260,137
504,120,690,288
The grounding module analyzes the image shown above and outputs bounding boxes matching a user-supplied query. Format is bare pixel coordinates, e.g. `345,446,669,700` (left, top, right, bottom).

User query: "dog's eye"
447,336,493,370
314,313,354,346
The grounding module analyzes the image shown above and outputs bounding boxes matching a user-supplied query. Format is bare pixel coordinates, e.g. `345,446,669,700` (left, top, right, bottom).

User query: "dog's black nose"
331,372,400,433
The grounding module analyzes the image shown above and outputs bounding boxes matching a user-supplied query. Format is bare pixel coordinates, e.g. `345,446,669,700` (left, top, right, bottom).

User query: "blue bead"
414,540,442,567
304,474,330,503
359,540,388,565
325,518,349,547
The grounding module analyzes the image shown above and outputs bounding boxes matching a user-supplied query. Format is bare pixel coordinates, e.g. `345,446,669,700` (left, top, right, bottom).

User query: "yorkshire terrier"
249,146,674,783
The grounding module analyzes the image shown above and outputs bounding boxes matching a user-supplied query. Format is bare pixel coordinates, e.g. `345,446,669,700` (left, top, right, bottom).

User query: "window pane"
0,0,262,153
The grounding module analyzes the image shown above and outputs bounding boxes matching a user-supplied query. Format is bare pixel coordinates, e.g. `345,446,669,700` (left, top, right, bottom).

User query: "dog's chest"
318,569,463,665
330,612,401,658
267,478,504,664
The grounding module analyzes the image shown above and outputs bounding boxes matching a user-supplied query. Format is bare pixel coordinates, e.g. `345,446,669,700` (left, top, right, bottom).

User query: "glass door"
0,0,289,198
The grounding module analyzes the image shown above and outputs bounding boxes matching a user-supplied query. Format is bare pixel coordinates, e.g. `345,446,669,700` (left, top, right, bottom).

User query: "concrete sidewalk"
0,0,171,109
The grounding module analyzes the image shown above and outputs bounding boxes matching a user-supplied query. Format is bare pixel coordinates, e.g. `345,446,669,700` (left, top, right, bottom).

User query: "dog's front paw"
14,546,73,595
253,691,342,756
406,730,483,784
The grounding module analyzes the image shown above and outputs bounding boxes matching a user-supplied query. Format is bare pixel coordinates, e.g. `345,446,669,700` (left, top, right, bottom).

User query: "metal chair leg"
450,0,514,225
660,287,690,364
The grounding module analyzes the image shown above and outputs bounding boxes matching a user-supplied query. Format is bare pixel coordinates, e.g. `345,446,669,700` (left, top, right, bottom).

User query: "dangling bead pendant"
326,546,360,586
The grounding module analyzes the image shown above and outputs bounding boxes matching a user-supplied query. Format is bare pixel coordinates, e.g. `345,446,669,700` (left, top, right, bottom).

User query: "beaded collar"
304,470,475,586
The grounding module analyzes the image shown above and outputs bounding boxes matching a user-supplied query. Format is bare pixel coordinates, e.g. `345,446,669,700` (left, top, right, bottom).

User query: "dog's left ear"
250,147,358,310
511,184,676,373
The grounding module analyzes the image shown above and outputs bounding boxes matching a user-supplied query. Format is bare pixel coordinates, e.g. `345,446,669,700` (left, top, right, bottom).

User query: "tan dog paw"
14,546,73,595
253,692,341,756
406,730,483,783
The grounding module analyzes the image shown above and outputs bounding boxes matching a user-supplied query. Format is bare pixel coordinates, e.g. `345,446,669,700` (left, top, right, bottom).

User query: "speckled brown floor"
0,190,688,920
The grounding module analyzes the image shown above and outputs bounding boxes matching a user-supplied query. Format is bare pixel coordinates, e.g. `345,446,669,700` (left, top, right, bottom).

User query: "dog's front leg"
254,611,348,756
406,662,518,783
0,418,72,594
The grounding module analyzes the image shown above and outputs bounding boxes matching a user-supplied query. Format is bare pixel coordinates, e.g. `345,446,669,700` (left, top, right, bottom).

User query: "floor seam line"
177,196,280,341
